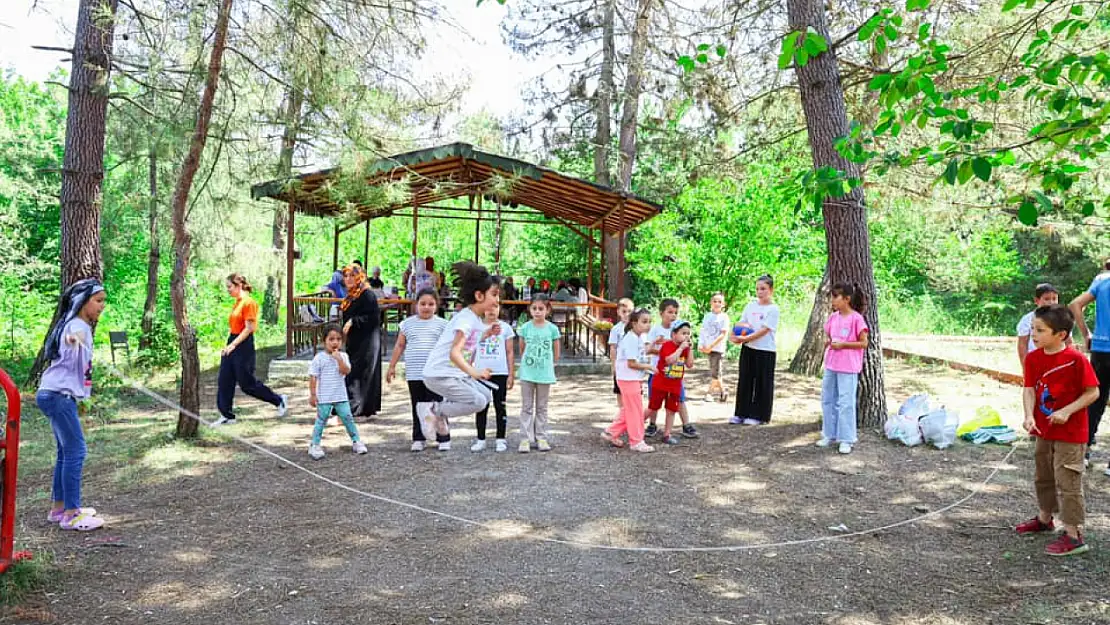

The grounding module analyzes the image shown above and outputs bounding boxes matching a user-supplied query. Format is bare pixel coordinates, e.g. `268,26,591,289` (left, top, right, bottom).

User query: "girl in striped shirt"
308,325,367,459
387,288,448,451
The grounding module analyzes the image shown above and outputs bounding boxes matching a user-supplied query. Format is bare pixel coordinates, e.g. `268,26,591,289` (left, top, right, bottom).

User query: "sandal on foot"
48,507,96,523
601,432,625,448
60,512,104,531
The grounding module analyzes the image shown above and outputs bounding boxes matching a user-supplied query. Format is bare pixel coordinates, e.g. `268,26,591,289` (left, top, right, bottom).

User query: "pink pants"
608,380,646,446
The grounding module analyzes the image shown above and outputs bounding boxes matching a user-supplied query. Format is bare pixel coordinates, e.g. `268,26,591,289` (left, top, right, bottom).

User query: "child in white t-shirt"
1017,283,1060,372
729,275,780,425
308,325,367,459
697,292,730,403
472,303,515,452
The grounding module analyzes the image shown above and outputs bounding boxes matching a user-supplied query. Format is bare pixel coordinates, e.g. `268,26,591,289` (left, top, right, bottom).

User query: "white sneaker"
416,402,436,440
410,441,426,452
630,442,656,453
518,440,531,453
353,442,368,455
537,439,552,452
276,395,288,418
838,442,853,455
438,440,451,452
471,439,487,452
742,418,762,425
212,416,236,427
495,439,508,452
308,444,325,460
815,437,832,448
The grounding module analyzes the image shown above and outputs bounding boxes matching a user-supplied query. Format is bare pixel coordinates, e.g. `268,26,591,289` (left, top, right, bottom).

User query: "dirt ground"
5,357,1110,625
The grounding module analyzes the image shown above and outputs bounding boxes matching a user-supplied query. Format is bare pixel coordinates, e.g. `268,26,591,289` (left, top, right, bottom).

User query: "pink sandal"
59,512,104,531
48,507,97,523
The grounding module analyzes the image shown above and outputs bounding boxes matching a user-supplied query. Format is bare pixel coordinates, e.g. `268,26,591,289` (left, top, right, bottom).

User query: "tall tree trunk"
594,0,621,300
608,0,653,300
171,0,234,439
140,145,159,351
786,0,887,426
26,0,119,386
263,83,305,324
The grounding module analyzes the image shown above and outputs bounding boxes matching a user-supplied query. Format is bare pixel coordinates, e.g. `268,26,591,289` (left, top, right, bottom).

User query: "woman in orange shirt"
213,273,287,426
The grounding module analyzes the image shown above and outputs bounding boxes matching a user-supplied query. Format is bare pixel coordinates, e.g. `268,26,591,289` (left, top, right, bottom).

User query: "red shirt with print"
1023,346,1098,444
652,340,690,395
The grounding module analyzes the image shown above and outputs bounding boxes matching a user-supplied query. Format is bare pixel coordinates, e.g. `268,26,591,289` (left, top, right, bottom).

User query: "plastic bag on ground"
920,408,959,449
885,394,931,446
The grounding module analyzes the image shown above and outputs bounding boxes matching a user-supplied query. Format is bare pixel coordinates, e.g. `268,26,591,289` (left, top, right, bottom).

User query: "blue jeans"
821,370,859,444
36,390,87,510
312,401,360,446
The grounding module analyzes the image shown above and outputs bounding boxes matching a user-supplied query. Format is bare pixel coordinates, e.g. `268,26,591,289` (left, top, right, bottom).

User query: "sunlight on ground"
491,592,530,609
137,581,232,610
111,442,237,488
170,549,212,565
484,519,535,540
562,518,638,547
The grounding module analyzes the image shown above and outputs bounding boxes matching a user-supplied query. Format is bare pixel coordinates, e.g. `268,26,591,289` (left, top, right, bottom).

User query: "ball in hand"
733,323,754,337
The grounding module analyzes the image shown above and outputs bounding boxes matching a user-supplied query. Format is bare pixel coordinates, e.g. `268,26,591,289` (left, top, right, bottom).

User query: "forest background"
1,0,1108,383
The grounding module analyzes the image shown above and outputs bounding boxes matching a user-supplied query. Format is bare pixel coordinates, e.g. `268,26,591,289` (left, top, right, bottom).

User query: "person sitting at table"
569,278,588,303
540,279,552,295
522,277,536,300
408,258,437,296
553,281,576,302
369,266,385,290
323,269,347,298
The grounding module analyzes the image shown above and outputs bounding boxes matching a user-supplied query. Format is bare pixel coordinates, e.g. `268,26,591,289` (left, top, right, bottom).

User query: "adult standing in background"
342,265,383,417
1069,260,1110,475
214,273,287,426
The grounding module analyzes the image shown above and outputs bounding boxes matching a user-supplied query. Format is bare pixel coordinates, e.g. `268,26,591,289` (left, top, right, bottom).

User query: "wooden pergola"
250,142,662,356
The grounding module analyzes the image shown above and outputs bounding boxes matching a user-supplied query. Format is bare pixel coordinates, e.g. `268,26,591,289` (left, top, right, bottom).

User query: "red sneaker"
1045,533,1090,557
1015,517,1055,534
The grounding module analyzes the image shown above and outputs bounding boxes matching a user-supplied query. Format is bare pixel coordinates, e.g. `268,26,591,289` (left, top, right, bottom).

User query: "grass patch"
0,553,56,606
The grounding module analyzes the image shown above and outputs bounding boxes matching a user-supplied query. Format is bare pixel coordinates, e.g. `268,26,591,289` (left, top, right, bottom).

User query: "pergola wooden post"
471,194,479,262
285,201,296,357
412,206,418,260
331,224,339,271
363,220,370,266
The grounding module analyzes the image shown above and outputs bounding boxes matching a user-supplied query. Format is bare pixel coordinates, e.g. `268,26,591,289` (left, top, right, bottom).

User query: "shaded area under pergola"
251,142,663,357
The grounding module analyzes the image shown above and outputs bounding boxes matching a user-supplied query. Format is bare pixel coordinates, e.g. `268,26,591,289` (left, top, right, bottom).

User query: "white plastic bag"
920,408,959,449
885,394,930,446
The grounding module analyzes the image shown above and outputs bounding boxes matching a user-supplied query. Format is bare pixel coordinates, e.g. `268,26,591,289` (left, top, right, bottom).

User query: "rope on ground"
108,364,1020,554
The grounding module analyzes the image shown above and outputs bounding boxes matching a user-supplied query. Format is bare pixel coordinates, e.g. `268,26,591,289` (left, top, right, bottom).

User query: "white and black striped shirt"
400,315,448,381
309,351,350,404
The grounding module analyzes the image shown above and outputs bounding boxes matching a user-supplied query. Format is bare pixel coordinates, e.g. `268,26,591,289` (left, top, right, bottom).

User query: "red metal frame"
0,367,22,574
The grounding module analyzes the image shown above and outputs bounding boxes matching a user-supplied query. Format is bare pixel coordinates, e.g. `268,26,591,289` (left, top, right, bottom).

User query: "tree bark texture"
140,145,159,351
786,0,887,426
26,0,119,386
595,0,623,301
607,0,654,301
171,0,234,438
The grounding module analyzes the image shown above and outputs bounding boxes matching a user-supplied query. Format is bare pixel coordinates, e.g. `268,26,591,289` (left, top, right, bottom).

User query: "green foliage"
778,28,829,70
0,552,56,605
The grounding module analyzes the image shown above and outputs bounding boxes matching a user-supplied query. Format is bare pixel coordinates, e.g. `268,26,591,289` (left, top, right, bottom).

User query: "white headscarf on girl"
45,278,105,362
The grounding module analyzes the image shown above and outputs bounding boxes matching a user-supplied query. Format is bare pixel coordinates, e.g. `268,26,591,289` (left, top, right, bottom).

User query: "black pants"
735,345,776,423
1088,351,1110,448
407,380,445,442
217,334,282,419
475,375,509,440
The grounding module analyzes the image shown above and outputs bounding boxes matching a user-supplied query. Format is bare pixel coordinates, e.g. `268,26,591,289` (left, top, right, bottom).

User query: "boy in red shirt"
649,321,694,445
1018,304,1099,556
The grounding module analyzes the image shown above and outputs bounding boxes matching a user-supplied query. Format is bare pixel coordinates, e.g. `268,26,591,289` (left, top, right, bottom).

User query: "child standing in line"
603,308,656,453
816,283,870,455
308,325,368,459
697,292,730,403
420,263,502,452
516,294,562,452
1017,283,1060,372
651,321,695,445
1016,304,1098,556
730,274,780,425
472,302,515,452
386,288,447,452
609,298,636,407
644,299,698,438
37,278,107,531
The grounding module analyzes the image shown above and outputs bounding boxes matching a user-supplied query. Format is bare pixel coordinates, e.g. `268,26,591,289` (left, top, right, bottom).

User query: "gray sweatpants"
424,376,493,419
519,381,552,442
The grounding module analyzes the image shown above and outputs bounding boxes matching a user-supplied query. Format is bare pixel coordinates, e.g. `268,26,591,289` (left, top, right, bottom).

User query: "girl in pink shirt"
816,282,870,454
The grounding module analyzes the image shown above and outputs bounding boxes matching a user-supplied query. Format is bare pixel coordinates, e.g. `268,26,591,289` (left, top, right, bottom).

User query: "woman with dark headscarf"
37,278,108,531
342,265,383,417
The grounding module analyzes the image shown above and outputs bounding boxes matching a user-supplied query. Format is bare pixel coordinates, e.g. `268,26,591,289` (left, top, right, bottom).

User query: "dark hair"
671,320,692,335
659,298,680,313
1104,259,1110,271
626,308,653,333
227,273,253,292
414,287,439,305
352,259,363,267
322,323,343,340
757,274,774,289
1034,283,1058,299
1034,304,1074,335
530,292,553,311
568,278,581,290
830,281,866,314
452,261,500,305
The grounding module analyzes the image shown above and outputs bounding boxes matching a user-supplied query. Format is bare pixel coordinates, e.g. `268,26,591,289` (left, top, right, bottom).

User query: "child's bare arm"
1050,386,1100,425
309,376,319,407
387,333,407,382
334,351,351,375
1022,387,1037,433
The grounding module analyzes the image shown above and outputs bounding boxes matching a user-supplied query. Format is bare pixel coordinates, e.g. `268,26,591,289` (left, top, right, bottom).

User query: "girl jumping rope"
730,275,780,425
419,263,501,451
308,325,368,459
698,292,730,403
472,302,515,452
37,278,108,531
816,282,870,455
387,288,448,451
603,308,656,453
516,294,561,452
